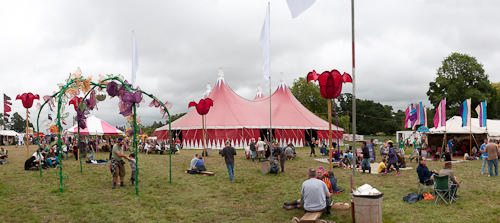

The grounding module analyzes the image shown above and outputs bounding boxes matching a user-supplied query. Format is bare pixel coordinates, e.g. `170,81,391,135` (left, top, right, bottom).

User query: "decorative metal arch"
36,71,172,195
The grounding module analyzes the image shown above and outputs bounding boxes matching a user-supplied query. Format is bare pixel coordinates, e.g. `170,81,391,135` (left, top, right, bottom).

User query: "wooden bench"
299,211,323,223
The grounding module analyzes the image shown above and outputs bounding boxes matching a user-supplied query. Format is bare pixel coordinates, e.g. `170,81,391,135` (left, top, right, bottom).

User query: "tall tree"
290,77,328,119
10,112,33,133
427,52,497,118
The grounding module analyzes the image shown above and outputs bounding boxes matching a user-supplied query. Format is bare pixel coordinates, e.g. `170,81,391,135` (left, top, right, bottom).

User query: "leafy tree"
10,112,33,133
427,52,497,118
290,77,328,119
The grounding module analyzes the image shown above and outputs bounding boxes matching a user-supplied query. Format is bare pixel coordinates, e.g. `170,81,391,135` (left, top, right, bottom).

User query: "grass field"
0,144,499,223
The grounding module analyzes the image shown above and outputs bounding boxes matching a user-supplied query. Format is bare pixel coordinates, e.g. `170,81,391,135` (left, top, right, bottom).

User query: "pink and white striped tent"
66,115,125,136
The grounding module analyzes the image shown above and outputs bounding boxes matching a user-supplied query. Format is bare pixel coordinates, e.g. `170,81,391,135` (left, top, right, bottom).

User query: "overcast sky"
1,0,499,132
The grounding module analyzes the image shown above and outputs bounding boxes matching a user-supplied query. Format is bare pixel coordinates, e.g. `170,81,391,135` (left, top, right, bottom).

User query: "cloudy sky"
1,0,499,132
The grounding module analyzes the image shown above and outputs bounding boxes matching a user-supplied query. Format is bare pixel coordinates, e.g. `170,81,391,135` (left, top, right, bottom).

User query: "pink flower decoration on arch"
69,96,83,111
16,93,40,109
188,98,213,115
307,69,352,99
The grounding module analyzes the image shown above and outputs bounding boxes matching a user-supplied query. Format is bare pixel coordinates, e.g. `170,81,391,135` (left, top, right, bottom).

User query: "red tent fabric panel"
317,130,343,141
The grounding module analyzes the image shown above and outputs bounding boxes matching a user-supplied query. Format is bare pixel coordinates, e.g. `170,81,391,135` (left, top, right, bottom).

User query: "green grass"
0,145,498,222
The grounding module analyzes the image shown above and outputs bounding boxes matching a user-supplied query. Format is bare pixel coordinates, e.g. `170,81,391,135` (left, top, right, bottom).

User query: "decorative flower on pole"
69,96,88,129
16,93,40,108
307,69,352,170
307,70,352,99
188,98,214,115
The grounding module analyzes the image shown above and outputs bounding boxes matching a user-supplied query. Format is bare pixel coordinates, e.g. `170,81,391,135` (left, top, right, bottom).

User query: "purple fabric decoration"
106,81,119,97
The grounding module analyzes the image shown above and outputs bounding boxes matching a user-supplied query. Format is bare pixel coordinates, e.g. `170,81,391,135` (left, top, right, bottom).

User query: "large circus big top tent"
153,73,344,149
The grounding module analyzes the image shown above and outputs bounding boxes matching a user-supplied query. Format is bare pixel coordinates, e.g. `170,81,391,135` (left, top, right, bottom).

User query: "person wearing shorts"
110,139,131,189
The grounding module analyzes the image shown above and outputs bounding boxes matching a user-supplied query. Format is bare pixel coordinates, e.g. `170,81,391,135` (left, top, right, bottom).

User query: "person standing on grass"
479,139,488,175
274,142,286,172
309,137,317,157
383,141,400,176
111,139,132,189
249,138,257,162
485,139,499,177
361,141,371,174
256,137,265,159
220,140,236,181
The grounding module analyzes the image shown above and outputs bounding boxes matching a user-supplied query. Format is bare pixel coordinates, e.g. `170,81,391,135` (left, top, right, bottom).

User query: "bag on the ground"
423,192,434,200
403,193,422,204
269,161,279,174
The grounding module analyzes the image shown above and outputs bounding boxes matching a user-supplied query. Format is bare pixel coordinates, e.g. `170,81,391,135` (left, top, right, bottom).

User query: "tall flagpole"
350,0,357,175
350,1,357,222
266,1,272,143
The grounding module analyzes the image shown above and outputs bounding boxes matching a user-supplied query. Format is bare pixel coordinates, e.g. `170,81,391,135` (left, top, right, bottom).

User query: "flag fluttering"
475,101,487,127
433,99,446,128
459,99,471,127
260,3,271,85
132,31,139,86
286,0,317,18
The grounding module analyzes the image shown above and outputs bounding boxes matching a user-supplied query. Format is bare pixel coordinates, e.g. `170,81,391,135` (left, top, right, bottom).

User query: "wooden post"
26,108,29,158
328,99,333,170
202,115,206,164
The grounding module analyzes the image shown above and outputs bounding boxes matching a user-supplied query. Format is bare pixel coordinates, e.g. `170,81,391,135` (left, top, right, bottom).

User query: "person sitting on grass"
0,147,8,164
190,154,199,170
326,170,343,194
188,156,207,174
283,168,332,217
320,143,328,156
378,157,387,174
45,148,59,168
397,153,406,168
417,157,437,186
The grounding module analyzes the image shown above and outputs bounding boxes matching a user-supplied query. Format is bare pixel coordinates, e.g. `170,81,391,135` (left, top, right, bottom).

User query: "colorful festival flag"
475,101,487,127
433,99,446,128
459,99,471,127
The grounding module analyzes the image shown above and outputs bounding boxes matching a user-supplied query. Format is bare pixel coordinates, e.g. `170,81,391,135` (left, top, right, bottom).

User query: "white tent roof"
0,130,20,137
65,115,125,136
429,116,488,134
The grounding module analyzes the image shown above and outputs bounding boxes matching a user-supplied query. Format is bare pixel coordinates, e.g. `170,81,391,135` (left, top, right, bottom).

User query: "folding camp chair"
433,175,453,204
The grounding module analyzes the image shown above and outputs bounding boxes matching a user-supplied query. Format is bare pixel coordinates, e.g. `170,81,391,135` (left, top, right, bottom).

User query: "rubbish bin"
352,193,383,223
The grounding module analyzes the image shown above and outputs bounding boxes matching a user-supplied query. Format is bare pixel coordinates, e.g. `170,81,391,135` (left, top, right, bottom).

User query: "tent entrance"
260,129,275,142
172,130,182,142
305,129,317,146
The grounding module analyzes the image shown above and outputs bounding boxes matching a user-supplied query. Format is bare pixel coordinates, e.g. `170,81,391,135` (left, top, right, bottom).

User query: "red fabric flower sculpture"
69,96,83,111
16,93,40,109
188,98,213,115
307,70,352,99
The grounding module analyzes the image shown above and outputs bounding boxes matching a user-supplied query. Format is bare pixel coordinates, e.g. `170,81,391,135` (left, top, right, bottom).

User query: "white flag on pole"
260,3,270,85
132,31,139,86
286,0,317,18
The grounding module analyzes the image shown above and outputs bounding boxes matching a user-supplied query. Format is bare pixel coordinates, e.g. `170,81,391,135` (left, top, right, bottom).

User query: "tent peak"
216,68,225,88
